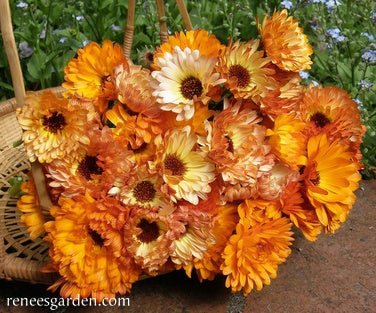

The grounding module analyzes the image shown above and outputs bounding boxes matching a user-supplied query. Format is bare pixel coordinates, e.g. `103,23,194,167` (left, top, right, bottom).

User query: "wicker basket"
0,0,192,285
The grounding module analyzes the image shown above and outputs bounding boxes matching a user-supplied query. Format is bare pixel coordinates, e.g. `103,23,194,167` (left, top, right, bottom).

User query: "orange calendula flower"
206,100,272,201
221,200,294,296
299,85,364,166
215,39,276,101
266,113,307,169
259,9,313,72
44,194,141,301
62,39,127,104
301,134,361,233
113,62,162,118
106,103,162,155
45,126,136,198
17,177,45,240
153,29,225,69
260,67,304,118
16,91,89,163
280,181,322,241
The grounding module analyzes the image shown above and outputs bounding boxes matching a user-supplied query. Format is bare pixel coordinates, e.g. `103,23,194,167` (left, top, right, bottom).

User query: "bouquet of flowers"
14,9,365,301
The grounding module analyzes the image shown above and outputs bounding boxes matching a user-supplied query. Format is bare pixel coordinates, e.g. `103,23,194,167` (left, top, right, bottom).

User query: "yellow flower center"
164,154,186,176
136,218,160,243
43,111,66,133
229,64,250,88
311,112,331,128
78,155,103,180
180,76,203,100
133,181,156,203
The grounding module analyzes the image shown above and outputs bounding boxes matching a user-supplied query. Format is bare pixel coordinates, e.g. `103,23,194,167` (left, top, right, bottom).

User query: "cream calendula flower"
151,46,225,121
150,126,216,205
170,206,215,267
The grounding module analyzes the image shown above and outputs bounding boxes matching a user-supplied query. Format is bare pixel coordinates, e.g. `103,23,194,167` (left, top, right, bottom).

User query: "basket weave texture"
0,90,62,284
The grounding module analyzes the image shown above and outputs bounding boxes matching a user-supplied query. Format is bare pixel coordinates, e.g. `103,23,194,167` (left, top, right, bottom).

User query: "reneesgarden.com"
7,296,130,310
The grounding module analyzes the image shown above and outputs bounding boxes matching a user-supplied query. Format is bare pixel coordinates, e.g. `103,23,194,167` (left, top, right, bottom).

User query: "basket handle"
123,0,193,56
0,0,25,108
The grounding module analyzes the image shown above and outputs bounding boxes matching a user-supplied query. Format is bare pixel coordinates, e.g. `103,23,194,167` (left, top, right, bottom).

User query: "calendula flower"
188,203,239,281
221,201,294,296
44,194,141,301
113,62,162,118
62,40,126,104
257,162,300,200
215,39,276,101
301,134,361,233
170,206,215,266
280,181,322,241
123,206,180,274
260,68,304,118
106,103,162,164
259,9,313,72
206,100,273,201
299,85,364,165
45,126,135,198
16,91,89,163
116,165,173,215
151,46,225,121
17,176,45,240
266,113,307,169
150,126,216,205
153,29,225,69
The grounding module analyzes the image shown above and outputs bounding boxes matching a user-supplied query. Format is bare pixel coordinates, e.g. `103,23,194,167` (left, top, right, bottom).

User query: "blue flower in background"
281,0,293,9
326,28,345,43
299,71,310,79
16,1,28,8
358,80,373,92
362,50,376,63
361,32,375,41
18,41,33,58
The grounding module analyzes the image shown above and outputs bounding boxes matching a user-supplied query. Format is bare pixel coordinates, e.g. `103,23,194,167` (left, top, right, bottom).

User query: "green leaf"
8,176,25,198
27,51,47,81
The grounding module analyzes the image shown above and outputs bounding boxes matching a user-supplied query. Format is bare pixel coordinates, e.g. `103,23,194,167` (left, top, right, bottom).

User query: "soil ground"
0,179,375,313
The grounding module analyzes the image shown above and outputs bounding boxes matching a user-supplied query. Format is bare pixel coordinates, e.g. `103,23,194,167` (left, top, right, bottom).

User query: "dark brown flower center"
77,155,103,180
164,154,185,176
88,228,104,247
310,170,320,186
311,112,331,128
229,64,250,88
225,135,234,153
136,218,160,243
133,181,156,203
43,111,66,133
180,76,203,100
128,142,147,154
